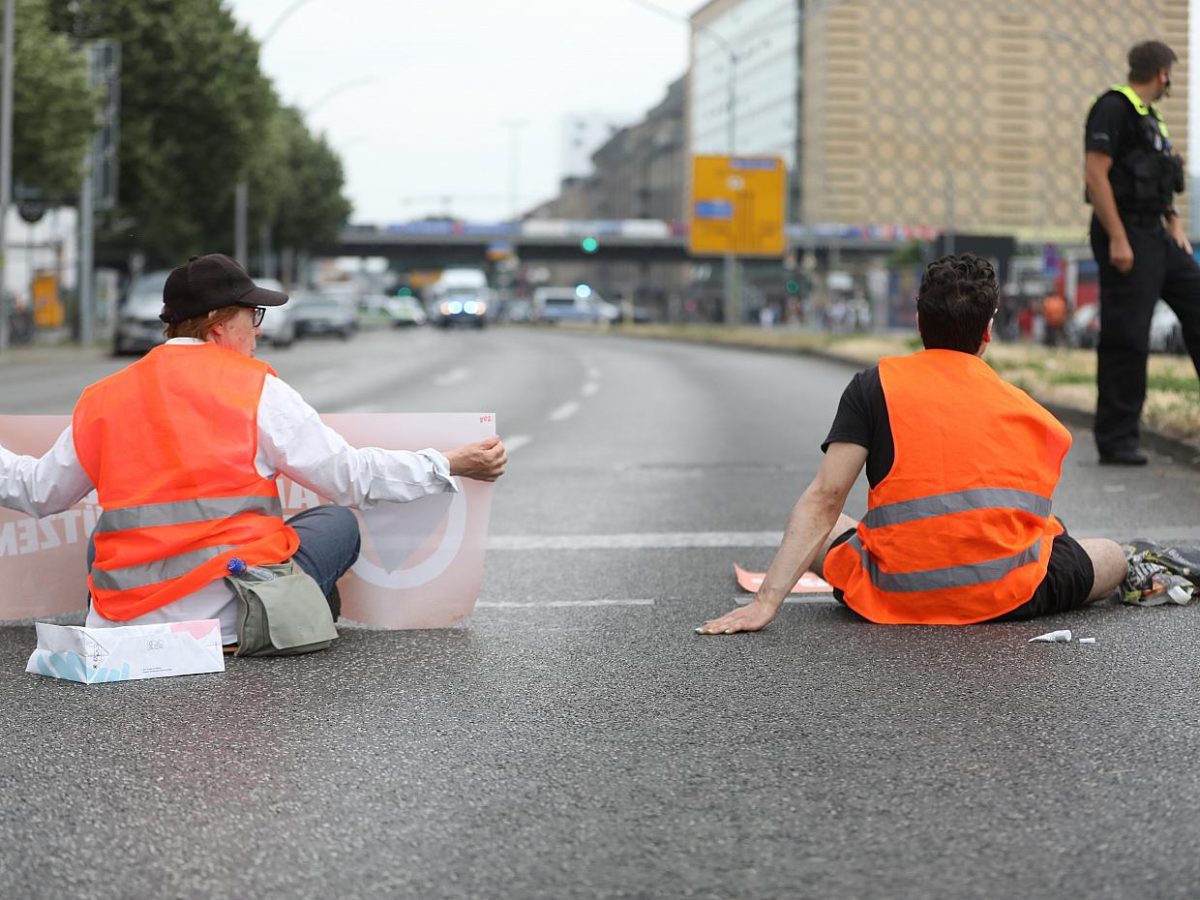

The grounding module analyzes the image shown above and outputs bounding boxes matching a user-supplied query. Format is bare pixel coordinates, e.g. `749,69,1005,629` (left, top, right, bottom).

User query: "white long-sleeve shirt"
0,339,457,641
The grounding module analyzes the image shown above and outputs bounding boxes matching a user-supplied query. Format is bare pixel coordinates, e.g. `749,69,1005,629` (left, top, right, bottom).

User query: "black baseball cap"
160,253,289,324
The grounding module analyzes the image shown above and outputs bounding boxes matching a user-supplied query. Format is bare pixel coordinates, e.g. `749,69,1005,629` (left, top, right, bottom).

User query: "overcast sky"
228,0,698,224
230,0,1200,225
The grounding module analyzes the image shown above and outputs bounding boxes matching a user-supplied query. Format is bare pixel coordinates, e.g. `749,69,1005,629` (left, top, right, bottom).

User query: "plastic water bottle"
227,558,277,581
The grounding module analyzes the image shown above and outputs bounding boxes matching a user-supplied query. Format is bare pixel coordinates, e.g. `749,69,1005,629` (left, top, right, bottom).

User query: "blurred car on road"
533,286,608,324
255,278,295,348
390,296,428,327
113,270,171,355
428,268,490,329
359,293,427,327
503,299,533,323
291,292,357,340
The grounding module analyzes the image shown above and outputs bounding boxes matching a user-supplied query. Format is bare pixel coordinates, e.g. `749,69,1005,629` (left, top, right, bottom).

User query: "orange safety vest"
73,343,299,621
822,350,1071,624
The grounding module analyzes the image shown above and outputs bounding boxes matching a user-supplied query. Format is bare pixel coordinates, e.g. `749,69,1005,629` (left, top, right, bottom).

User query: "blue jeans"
287,505,362,619
87,504,361,620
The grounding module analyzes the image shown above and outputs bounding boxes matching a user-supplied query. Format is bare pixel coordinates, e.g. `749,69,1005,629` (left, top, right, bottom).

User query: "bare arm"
1085,151,1134,273
696,442,867,635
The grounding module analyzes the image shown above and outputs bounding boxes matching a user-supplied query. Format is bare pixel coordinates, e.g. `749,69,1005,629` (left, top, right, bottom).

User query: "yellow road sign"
688,155,786,257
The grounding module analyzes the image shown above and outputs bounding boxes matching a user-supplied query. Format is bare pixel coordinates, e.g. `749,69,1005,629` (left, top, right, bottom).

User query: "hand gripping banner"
0,413,496,629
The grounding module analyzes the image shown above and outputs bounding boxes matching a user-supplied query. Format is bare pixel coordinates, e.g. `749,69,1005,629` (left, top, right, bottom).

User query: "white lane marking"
581,382,600,398
487,532,783,550
488,528,1200,552
731,594,835,605
475,599,655,609
586,367,601,380
433,367,471,387
548,401,581,422
504,434,533,452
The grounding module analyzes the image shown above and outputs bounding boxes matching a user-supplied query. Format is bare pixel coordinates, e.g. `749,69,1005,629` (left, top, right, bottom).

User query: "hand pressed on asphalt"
446,437,507,482
696,599,778,635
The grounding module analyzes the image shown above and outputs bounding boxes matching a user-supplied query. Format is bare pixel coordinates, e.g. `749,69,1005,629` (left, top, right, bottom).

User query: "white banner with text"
0,413,496,629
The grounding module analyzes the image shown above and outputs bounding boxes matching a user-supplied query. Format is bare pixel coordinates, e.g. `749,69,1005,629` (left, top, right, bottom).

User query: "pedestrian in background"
1084,39,1200,465
1043,292,1067,347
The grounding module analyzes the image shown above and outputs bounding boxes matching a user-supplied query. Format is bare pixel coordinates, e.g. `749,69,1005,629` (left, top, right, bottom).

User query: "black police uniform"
1085,85,1200,459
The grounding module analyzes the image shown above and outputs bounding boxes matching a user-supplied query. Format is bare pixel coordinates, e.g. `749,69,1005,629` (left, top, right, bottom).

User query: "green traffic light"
786,280,800,294
581,237,599,254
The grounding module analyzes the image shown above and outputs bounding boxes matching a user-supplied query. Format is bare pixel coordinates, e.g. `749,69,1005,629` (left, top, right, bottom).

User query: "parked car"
291,293,357,339
255,278,295,347
592,298,621,324
1066,303,1100,349
533,286,606,324
113,270,171,355
1150,300,1184,353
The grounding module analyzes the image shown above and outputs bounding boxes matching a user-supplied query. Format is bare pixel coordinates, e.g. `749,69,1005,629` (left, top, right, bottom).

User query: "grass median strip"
613,324,1199,444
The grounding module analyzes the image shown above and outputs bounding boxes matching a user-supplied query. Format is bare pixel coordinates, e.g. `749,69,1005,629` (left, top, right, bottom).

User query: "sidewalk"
608,324,1200,466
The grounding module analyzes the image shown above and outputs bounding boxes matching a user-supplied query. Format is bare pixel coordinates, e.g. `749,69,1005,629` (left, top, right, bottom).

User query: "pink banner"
0,413,496,629
734,563,832,594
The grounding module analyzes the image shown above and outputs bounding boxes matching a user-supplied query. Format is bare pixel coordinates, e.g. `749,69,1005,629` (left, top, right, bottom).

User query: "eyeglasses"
250,306,266,327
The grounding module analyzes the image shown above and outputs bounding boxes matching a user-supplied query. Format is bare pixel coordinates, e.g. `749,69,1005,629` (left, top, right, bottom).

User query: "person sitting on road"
698,253,1128,634
0,253,507,646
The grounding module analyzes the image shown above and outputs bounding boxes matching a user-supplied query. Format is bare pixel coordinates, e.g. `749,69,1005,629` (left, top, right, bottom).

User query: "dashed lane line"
475,599,655,609
487,532,783,551
433,367,471,387
548,401,581,422
504,434,533,453
581,382,600,398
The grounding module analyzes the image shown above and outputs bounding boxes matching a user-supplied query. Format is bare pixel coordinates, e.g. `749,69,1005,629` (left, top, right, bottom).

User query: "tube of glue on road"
1028,629,1072,643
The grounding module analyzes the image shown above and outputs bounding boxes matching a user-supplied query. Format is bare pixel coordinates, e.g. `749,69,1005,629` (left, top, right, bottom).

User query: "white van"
427,268,490,328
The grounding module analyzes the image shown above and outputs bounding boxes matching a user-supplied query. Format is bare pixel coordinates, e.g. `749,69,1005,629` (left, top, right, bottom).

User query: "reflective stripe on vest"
844,533,1043,594
861,487,1052,530
95,494,283,534
1111,84,1169,137
91,544,238,592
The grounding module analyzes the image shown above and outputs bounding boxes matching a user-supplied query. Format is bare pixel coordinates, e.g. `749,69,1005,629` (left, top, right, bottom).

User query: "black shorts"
826,529,1095,622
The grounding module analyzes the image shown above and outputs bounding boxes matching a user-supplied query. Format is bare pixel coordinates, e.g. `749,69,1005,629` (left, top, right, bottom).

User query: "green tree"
48,0,276,264
10,0,95,200
268,106,351,256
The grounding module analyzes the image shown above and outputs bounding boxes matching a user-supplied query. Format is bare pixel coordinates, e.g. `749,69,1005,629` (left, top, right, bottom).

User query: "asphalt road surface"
2,326,1200,900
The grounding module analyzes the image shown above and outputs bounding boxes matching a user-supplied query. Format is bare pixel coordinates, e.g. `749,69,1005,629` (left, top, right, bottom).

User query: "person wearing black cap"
0,254,507,647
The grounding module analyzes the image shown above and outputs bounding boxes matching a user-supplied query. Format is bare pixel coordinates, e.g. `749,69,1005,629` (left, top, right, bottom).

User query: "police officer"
1085,40,1200,465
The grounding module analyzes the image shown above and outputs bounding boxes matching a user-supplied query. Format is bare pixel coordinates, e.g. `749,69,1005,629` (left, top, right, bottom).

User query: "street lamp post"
236,0,327,268
628,0,742,325
500,119,528,222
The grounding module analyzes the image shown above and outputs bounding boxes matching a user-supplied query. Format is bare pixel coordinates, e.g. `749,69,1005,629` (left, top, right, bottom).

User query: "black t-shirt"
821,366,894,488
1085,91,1138,161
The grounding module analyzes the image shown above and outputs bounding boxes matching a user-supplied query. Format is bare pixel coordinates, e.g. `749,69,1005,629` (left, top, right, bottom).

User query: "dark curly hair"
916,254,998,353
1128,40,1176,83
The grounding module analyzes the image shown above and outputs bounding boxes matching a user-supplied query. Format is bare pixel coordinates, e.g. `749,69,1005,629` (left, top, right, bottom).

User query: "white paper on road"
1028,629,1072,643
0,413,496,630
26,619,224,683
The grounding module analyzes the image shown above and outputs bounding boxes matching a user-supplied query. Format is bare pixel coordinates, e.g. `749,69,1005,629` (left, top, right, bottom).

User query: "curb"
597,327,1200,470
